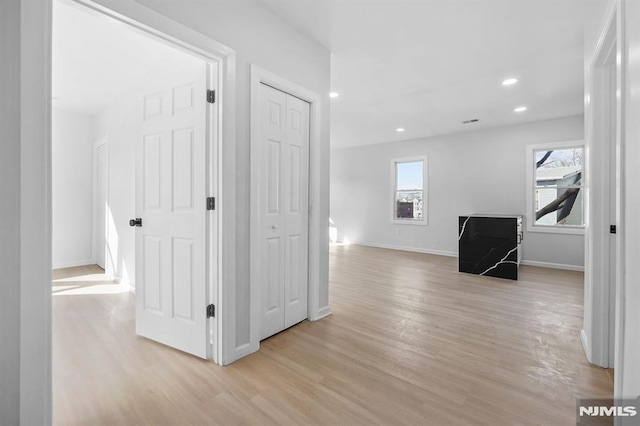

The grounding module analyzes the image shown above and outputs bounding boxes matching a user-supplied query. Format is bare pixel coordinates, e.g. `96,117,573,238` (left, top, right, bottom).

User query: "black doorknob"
129,218,142,227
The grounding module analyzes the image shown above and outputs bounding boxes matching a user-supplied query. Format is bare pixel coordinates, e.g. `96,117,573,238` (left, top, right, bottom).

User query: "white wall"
20,1,53,421
0,1,23,423
331,115,585,269
132,0,332,360
94,93,136,287
0,0,52,424
52,108,94,269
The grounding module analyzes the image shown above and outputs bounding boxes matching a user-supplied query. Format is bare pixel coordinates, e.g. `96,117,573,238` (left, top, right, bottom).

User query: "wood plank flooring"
53,245,612,425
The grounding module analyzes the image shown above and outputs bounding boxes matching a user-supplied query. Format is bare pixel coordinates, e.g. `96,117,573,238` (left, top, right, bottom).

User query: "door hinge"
206,304,215,318
207,197,215,211
207,89,216,104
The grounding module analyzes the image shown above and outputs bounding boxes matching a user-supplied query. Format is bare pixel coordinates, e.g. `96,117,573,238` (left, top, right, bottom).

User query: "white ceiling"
54,0,592,149
52,0,191,116
256,0,591,149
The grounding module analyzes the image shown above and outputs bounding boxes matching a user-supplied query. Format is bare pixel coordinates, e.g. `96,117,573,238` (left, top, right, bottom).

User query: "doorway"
584,4,621,382
52,0,225,361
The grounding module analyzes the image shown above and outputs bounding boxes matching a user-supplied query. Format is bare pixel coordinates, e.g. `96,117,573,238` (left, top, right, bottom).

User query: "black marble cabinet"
458,215,523,280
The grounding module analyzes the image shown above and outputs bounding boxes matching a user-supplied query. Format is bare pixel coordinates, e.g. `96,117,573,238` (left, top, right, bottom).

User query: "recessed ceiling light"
502,78,518,86
514,106,527,112
396,128,405,132
329,92,339,98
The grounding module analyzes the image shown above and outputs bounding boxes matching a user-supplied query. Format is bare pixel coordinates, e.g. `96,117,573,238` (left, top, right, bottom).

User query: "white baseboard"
229,342,259,365
352,242,583,272
312,306,332,321
353,241,457,258
112,274,135,293
52,259,95,270
520,260,584,272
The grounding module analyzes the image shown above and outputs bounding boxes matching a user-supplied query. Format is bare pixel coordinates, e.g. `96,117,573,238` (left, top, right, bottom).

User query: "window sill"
391,219,428,226
526,224,585,235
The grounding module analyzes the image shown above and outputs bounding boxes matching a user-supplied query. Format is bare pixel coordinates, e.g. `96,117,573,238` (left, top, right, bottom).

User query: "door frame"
248,64,329,357
583,0,625,398
56,0,237,364
91,135,109,273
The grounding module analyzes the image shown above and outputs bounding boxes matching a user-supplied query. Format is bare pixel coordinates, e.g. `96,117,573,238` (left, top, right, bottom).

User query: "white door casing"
135,58,211,358
258,83,310,340
93,138,108,270
607,61,617,366
584,4,620,371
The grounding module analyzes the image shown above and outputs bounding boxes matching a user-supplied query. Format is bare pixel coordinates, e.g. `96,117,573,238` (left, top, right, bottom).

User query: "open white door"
134,57,212,358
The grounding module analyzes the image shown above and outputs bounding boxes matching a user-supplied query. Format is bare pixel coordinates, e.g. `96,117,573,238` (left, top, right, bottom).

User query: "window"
391,156,427,225
526,141,584,234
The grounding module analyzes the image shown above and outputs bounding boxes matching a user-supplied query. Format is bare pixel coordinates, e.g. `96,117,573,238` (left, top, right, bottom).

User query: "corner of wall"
581,329,592,363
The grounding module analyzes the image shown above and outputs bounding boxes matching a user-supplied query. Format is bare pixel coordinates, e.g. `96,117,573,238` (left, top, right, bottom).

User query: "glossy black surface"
458,215,520,280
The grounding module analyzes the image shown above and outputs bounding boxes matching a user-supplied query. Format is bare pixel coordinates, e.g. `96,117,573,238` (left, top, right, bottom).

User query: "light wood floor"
53,245,612,425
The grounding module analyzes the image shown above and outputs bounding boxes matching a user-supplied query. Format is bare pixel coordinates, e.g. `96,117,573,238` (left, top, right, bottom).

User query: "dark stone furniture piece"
458,214,523,280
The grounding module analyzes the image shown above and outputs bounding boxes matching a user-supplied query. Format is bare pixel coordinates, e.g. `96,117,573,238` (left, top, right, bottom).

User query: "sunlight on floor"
52,272,128,296
54,273,111,283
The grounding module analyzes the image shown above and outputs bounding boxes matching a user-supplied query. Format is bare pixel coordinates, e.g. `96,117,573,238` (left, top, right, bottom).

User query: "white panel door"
135,58,210,358
259,83,310,340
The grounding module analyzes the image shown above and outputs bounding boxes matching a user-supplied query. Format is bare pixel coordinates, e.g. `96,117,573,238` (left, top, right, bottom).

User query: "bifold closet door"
258,83,310,340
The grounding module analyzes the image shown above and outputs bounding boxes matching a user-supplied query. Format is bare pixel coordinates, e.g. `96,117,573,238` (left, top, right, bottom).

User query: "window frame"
390,155,428,226
525,140,585,235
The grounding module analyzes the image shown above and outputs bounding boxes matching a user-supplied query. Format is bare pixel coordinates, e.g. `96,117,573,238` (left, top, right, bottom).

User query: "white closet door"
134,59,209,358
259,83,310,340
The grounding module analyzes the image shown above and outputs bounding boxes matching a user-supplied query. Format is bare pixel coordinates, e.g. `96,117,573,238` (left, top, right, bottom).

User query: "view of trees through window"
534,147,583,226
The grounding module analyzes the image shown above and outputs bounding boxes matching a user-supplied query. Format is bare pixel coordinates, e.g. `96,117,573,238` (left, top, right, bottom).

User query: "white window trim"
390,155,428,226
525,140,585,235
